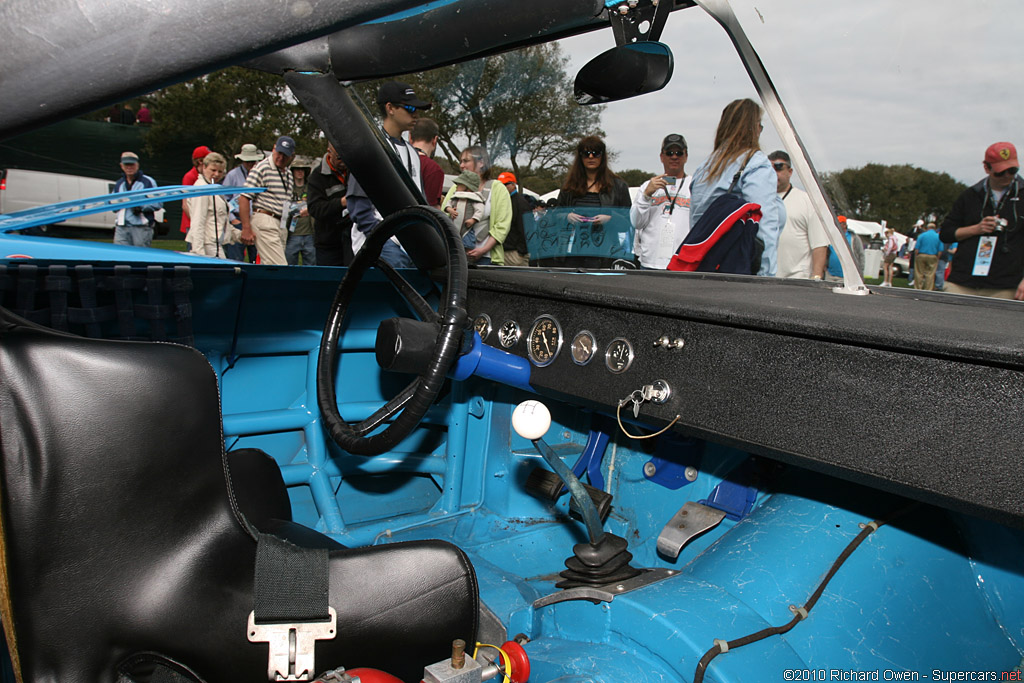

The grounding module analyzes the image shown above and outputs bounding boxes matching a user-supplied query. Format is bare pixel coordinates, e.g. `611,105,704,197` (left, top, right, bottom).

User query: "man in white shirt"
630,133,693,269
769,150,828,279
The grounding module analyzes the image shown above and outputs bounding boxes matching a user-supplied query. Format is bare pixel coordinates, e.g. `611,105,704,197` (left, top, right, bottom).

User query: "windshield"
3,0,1020,297
338,0,1022,294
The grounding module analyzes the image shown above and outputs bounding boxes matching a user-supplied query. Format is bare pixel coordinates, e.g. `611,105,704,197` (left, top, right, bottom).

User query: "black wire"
692,512,899,683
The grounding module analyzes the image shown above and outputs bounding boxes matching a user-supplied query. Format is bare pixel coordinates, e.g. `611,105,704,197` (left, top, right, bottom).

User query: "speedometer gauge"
605,337,634,373
527,315,562,367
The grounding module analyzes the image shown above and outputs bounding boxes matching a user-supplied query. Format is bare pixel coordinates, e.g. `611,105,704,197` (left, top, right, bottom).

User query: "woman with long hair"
552,135,631,267
557,135,631,214
689,98,784,275
441,145,511,265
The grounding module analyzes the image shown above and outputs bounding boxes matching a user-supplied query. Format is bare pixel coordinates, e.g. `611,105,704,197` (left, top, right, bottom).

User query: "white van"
0,168,165,231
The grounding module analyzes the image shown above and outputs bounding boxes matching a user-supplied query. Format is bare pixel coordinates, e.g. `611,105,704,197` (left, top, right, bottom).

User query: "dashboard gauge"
473,314,492,340
605,337,634,373
498,320,521,348
527,315,562,367
571,330,597,366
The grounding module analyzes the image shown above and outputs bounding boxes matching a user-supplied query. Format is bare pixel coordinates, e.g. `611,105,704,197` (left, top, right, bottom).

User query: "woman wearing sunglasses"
552,135,631,267
688,98,784,276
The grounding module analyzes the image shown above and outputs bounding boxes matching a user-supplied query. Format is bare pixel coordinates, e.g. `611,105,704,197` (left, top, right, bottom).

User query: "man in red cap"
497,171,530,266
180,145,212,233
940,142,1024,299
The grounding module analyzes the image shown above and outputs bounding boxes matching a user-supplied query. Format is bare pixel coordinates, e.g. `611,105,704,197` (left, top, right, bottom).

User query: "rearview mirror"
574,41,674,105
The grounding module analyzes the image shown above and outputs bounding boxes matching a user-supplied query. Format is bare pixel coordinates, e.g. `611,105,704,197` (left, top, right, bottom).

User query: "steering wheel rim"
317,205,468,456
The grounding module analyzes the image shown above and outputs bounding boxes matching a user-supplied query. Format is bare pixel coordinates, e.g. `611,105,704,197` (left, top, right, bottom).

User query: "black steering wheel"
317,206,469,456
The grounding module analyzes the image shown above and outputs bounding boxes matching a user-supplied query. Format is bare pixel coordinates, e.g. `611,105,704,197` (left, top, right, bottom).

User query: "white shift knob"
512,400,551,440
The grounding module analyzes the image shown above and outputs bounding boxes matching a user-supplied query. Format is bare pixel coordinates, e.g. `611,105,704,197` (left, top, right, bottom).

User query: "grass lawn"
864,276,912,288
70,237,188,252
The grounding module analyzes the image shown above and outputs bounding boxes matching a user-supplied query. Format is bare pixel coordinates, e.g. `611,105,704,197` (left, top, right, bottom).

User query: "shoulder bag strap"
727,151,757,195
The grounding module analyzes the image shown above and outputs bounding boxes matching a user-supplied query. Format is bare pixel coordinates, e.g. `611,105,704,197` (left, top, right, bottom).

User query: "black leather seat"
0,308,478,682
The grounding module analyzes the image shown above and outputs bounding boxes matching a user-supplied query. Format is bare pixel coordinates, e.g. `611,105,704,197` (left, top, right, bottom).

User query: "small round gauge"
527,315,562,367
498,320,521,348
473,314,492,340
605,337,634,373
571,330,597,366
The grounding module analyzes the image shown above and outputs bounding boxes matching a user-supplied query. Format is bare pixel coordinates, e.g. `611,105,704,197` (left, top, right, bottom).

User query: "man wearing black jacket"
940,142,1024,300
307,143,354,266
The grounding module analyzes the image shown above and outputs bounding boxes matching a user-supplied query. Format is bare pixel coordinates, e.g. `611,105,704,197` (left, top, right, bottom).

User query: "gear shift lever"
513,400,640,589
512,400,604,544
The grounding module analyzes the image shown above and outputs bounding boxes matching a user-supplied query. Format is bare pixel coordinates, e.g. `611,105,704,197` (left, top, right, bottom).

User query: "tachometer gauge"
473,314,492,340
527,315,562,367
498,320,521,348
571,330,597,366
605,337,634,373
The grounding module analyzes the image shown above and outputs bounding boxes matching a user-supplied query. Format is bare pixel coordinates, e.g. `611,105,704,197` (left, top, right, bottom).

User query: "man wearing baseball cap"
238,135,296,265
180,145,212,234
497,171,531,266
630,133,693,269
111,151,160,248
346,81,432,267
940,142,1024,299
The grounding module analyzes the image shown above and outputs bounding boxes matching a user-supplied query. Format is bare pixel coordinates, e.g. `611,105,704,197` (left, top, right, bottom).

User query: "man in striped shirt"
238,135,296,265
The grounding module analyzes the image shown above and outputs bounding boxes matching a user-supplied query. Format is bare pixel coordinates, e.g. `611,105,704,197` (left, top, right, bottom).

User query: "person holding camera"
630,133,693,269
940,142,1024,299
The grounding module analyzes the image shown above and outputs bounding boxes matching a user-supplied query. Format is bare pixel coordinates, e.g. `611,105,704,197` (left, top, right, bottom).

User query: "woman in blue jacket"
689,98,783,276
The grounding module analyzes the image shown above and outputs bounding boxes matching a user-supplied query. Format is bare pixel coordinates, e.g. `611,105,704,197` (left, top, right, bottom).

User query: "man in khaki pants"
238,136,295,265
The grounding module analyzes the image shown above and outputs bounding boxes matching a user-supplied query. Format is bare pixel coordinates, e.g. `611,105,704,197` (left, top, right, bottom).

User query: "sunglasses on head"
580,149,603,158
994,166,1019,178
662,149,686,158
773,162,789,171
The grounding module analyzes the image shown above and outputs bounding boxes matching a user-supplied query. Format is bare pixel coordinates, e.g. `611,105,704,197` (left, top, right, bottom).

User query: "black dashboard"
466,267,1024,529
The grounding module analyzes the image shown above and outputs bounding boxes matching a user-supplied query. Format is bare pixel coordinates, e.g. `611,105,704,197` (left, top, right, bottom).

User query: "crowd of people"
109,86,1024,301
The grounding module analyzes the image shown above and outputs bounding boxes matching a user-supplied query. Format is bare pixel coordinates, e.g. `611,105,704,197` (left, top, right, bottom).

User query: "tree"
821,164,966,233
356,44,604,178
142,67,322,159
618,168,657,187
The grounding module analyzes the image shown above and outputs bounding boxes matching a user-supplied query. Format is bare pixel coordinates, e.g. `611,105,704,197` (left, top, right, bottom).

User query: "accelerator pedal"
656,501,726,559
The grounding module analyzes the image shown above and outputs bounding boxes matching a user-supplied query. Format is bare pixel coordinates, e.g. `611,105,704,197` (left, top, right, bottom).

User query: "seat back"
0,308,477,682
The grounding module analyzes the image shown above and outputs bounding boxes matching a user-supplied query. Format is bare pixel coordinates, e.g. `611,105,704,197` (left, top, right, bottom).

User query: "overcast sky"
557,1,1022,190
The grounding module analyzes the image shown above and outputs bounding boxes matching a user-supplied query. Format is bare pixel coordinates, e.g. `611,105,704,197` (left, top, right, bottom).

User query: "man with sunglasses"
940,142,1024,299
630,133,693,269
346,81,431,267
768,150,828,280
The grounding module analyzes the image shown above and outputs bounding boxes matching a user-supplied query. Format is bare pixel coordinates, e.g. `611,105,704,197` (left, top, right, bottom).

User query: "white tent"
845,219,906,250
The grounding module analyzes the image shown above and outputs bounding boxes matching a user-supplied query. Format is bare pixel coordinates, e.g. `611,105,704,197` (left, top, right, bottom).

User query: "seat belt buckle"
247,606,338,681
